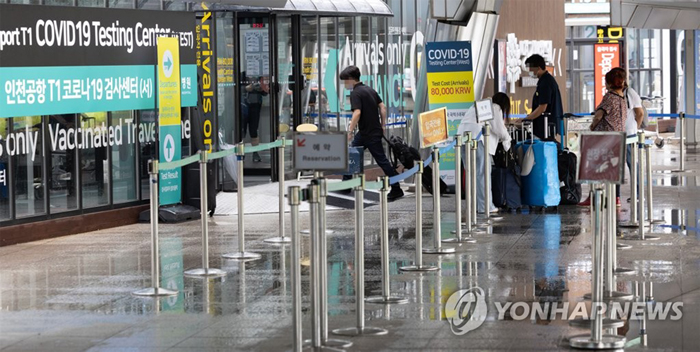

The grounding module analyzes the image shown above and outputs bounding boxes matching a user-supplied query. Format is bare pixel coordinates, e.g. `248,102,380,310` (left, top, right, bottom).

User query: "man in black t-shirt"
340,66,403,200
523,54,563,141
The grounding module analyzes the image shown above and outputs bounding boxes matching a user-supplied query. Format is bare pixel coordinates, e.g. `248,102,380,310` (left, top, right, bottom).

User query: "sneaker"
253,152,262,163
387,188,404,201
578,197,591,207
616,197,621,207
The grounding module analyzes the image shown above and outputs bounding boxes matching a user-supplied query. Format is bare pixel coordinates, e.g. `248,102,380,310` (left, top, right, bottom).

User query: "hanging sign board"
0,4,197,118
576,132,626,185
475,99,494,123
293,132,348,171
418,107,449,149
593,43,620,108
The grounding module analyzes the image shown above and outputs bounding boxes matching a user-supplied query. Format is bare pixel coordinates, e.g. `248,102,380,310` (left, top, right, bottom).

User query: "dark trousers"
343,132,400,191
241,103,262,140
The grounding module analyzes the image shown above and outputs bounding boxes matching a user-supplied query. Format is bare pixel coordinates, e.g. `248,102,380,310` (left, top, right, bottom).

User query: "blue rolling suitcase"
516,139,561,208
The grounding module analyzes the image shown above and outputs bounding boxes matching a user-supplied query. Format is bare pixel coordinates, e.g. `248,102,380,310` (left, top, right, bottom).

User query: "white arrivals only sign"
293,132,348,172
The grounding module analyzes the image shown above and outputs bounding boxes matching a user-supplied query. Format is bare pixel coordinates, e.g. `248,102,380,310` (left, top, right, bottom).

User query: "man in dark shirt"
340,66,403,200
523,54,563,141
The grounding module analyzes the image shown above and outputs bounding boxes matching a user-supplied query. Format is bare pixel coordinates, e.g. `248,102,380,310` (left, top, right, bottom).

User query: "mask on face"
345,82,355,91
528,70,537,78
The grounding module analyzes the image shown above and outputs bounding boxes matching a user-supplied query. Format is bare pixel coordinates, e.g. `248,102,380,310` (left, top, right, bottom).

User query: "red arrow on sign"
297,138,306,147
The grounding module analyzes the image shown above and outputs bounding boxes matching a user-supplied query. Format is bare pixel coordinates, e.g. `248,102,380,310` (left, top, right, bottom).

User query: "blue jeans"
462,141,495,213
343,132,400,191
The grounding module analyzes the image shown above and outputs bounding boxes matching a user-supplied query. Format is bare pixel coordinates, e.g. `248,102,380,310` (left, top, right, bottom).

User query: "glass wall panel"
45,0,75,6
136,0,160,10
319,17,336,131
107,0,133,8
336,17,354,132
139,110,157,200
48,114,78,213
382,3,402,139
239,16,272,168
0,118,9,221
78,0,106,7
80,112,109,208
300,16,319,128
111,111,137,204
13,116,45,218
276,15,294,173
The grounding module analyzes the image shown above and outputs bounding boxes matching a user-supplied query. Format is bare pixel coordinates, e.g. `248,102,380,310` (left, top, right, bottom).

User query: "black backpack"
384,135,420,169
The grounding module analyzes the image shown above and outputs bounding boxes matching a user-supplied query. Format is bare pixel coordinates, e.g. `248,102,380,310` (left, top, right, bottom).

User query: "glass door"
237,14,273,174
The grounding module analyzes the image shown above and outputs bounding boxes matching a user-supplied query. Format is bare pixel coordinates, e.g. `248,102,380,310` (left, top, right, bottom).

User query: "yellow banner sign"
419,107,449,148
158,37,181,127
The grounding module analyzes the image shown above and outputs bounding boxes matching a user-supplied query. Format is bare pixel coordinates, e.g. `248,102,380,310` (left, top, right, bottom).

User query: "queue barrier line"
160,154,200,171
364,181,384,190
327,178,362,192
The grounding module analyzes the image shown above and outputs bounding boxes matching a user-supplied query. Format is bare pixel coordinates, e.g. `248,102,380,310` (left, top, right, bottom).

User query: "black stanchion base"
399,264,440,272
332,326,388,337
569,317,625,329
568,334,626,349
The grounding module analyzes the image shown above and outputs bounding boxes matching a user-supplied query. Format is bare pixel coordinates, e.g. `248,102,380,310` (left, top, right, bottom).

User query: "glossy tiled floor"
2,141,700,351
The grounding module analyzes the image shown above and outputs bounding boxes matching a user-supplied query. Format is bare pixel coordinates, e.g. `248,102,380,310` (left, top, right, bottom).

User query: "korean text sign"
419,107,449,149
0,4,197,118
576,132,625,185
158,37,182,206
594,43,620,108
293,133,348,172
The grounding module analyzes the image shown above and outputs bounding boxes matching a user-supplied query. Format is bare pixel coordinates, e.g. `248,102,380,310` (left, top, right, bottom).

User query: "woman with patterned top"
579,67,628,206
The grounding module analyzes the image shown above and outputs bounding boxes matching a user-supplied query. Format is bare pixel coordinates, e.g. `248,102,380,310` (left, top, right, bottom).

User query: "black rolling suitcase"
558,148,581,205
492,142,522,210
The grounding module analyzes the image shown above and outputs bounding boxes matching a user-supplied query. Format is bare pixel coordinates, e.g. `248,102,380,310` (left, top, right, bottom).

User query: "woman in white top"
458,93,512,213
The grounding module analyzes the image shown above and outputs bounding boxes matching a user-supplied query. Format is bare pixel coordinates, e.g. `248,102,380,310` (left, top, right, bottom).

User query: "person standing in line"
459,93,512,213
579,67,628,206
623,81,644,203
520,54,564,141
340,65,404,200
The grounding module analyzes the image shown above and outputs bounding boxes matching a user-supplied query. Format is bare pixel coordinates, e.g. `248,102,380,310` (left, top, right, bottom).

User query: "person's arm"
590,109,605,131
379,102,387,130
634,107,643,128
525,104,547,121
348,109,361,137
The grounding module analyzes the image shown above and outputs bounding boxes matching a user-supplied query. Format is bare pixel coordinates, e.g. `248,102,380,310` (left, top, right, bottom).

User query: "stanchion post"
333,175,389,336
445,134,475,244
569,188,626,349
680,112,686,172
638,133,646,239
289,186,302,352
471,140,478,227
645,143,663,224
133,160,178,297
184,152,227,277
483,123,492,220
464,132,473,233
308,184,322,348
423,147,456,255
400,161,439,272
366,177,409,304
265,137,291,244
223,143,262,260
622,138,639,227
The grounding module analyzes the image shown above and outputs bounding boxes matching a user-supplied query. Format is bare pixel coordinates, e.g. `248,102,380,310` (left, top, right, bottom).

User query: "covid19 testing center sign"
425,41,475,187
